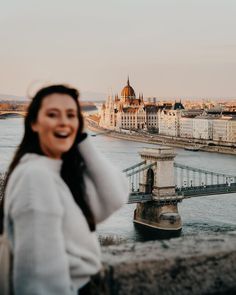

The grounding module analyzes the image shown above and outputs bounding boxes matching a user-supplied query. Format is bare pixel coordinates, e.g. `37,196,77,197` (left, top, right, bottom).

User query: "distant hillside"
0,100,97,112
0,91,106,102
80,91,106,101
0,94,26,101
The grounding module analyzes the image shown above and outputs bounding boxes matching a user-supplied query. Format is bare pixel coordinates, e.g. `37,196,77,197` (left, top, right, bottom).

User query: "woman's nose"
59,114,69,125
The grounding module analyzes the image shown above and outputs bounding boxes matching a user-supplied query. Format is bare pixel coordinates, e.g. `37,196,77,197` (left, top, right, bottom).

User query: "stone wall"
90,233,236,294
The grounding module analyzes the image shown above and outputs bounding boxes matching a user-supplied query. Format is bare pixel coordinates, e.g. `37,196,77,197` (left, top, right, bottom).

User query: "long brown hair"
0,84,95,233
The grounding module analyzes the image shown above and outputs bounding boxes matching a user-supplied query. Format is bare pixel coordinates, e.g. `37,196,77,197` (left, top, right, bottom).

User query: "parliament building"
99,78,159,131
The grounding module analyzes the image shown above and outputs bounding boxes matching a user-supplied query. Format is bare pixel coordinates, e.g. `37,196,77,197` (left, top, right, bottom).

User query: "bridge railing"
122,160,146,173
176,182,236,197
174,163,236,189
123,161,156,193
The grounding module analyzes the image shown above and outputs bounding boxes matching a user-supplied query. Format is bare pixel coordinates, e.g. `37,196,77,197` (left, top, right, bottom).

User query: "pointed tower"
138,93,141,105
109,95,114,110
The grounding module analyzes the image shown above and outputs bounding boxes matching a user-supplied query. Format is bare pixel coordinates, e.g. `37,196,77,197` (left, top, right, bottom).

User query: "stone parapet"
90,233,236,294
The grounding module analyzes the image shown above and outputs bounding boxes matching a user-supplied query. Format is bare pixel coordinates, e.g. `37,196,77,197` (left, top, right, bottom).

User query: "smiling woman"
31,93,80,159
0,84,129,295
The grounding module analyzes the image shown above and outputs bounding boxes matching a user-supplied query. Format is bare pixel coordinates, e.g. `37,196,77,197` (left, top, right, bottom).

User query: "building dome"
121,78,136,98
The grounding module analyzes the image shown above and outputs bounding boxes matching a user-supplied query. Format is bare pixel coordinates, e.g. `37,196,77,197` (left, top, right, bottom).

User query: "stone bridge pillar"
134,147,182,236
139,147,176,198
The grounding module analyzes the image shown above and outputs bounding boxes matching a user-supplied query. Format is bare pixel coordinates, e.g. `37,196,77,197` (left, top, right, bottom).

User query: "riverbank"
85,115,236,155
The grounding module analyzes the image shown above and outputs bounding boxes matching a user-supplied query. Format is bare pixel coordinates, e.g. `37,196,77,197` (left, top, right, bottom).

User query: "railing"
174,163,236,188
122,160,146,174
128,193,152,204
123,161,155,193
176,182,236,197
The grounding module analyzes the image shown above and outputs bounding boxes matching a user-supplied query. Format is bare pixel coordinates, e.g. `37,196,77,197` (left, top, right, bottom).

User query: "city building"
100,78,148,131
179,117,194,138
158,102,184,137
228,119,236,142
99,78,236,144
211,117,236,143
192,117,213,140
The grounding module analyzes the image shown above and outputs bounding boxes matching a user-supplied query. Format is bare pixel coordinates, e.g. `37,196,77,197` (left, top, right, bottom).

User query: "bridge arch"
145,168,154,194
0,111,26,118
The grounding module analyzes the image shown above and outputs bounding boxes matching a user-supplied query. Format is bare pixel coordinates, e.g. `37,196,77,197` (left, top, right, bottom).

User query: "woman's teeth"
54,132,69,138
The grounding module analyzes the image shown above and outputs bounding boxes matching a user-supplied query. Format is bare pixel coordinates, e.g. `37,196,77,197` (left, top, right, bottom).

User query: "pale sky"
1,0,236,99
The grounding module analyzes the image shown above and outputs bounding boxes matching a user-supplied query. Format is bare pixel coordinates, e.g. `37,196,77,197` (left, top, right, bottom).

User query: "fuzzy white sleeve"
6,168,75,295
78,136,129,223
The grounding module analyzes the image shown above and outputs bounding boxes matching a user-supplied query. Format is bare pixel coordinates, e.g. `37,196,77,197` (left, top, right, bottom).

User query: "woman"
1,85,129,294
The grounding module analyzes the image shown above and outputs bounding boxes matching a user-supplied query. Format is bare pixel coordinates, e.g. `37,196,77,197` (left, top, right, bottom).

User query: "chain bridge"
0,111,27,118
122,146,236,235
124,160,236,203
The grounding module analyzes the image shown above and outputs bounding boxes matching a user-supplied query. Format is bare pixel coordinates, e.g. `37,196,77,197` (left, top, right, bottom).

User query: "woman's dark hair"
0,84,95,233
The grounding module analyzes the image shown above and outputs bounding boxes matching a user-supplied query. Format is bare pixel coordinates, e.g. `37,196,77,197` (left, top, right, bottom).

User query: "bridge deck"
125,160,236,202
128,183,236,203
176,183,236,197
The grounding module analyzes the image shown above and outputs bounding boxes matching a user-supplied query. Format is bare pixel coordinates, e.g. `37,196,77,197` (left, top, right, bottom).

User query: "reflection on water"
1,118,236,242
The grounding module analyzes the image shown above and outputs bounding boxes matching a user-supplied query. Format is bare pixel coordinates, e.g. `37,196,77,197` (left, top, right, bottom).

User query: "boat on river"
184,146,200,151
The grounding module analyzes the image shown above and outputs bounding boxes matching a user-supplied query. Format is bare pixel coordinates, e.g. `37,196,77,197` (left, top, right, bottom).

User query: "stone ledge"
90,233,236,294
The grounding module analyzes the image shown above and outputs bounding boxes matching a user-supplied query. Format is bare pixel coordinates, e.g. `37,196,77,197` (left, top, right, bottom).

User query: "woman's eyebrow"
46,108,59,111
46,108,76,112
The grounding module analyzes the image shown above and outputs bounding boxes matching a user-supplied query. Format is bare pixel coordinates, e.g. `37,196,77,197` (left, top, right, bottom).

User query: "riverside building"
158,102,184,137
99,78,236,144
99,78,183,133
99,78,155,131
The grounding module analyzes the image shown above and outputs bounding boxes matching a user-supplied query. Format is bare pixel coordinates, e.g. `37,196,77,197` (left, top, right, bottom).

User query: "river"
1,117,236,242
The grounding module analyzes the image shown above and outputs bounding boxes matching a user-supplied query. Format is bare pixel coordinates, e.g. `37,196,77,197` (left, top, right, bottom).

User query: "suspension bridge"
0,111,27,118
122,146,236,235
123,160,236,203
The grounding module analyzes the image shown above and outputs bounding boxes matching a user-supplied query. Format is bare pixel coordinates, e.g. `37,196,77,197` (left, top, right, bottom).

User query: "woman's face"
31,93,79,159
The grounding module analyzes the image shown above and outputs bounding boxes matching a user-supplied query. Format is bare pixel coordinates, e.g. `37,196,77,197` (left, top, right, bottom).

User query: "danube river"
1,117,236,241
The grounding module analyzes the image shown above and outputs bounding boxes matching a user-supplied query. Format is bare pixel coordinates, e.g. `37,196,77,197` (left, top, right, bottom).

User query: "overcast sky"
1,0,236,99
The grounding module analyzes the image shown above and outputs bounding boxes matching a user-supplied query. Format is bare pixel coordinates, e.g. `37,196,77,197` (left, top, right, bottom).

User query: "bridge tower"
134,147,182,235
